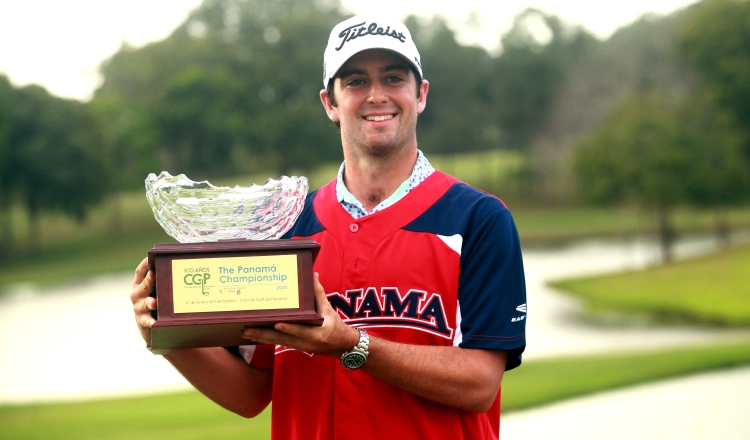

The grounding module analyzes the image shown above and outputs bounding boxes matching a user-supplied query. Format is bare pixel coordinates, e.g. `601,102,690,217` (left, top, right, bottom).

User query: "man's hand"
130,257,156,345
244,272,507,413
242,273,359,358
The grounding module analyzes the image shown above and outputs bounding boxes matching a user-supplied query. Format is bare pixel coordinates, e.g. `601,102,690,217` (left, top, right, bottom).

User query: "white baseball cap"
323,15,423,88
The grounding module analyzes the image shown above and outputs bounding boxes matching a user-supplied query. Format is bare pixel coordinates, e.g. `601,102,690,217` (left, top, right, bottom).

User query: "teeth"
365,115,393,122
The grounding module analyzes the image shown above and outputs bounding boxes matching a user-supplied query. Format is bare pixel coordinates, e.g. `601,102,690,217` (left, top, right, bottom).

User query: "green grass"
431,150,526,189
511,206,651,244
0,392,272,440
502,340,750,411
551,245,750,326
512,205,750,245
0,190,173,287
0,201,173,287
2,340,749,439
3,191,161,250
2,151,750,288
0,230,169,287
2,201,749,288
3,152,750,436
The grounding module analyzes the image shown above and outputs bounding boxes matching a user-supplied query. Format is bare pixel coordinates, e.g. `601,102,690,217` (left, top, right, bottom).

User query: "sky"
0,0,699,102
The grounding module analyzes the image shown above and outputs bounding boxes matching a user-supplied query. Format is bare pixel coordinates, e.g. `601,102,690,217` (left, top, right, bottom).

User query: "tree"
95,37,247,179
530,11,702,202
8,85,109,251
678,0,750,158
0,76,14,251
93,0,345,182
679,93,750,246
410,17,497,155
573,91,748,262
492,8,598,151
677,0,750,244
480,8,600,201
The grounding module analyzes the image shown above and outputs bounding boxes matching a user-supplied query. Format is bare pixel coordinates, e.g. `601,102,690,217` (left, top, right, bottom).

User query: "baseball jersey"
244,170,526,440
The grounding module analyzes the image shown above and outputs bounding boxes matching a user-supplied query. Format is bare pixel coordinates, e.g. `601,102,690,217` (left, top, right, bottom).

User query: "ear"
416,79,429,114
320,89,340,123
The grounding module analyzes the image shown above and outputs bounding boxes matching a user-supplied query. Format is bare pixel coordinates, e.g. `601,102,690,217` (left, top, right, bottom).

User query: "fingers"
241,275,327,350
242,327,287,346
130,260,155,305
313,272,334,317
135,295,156,315
130,257,156,344
136,303,156,328
311,272,356,346
241,273,358,357
133,287,156,344
131,257,149,289
241,273,330,344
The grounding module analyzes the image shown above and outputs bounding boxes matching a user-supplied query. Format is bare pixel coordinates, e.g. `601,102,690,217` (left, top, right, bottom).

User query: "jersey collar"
336,150,435,219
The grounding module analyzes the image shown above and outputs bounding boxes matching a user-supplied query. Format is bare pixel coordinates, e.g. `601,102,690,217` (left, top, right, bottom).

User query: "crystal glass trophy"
144,172,321,353
145,171,308,242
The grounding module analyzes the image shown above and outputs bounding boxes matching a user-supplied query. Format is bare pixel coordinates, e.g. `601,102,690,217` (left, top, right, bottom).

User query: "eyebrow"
337,63,411,80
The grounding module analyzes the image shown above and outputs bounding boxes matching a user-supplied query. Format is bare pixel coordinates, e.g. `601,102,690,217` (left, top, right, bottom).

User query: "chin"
365,140,403,157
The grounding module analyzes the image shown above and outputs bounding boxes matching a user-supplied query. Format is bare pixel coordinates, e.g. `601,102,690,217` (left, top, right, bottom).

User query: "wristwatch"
340,327,369,370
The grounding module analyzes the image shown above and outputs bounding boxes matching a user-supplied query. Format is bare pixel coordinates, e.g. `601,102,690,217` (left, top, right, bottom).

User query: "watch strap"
340,327,369,370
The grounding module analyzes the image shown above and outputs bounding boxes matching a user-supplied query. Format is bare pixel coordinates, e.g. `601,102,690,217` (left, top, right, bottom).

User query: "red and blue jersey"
249,171,526,439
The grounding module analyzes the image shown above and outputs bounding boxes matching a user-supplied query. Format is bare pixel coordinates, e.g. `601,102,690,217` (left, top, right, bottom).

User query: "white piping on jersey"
438,233,463,346
275,346,315,357
454,304,463,347
437,234,463,256
238,345,257,364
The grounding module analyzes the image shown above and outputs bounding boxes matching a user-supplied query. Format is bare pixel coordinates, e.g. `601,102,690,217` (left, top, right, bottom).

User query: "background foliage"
1,0,749,258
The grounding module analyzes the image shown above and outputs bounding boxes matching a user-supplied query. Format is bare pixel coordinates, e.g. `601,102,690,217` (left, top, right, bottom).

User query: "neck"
342,147,417,212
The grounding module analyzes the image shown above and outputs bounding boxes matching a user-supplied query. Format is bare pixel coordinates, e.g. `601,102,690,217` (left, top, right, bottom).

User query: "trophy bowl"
145,171,308,243
144,171,320,352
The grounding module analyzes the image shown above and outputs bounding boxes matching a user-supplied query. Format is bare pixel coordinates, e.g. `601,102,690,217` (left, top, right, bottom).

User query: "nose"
368,81,388,104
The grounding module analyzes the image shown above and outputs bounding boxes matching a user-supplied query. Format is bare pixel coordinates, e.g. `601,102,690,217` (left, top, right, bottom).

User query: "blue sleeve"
457,196,526,370
281,190,324,239
404,183,527,370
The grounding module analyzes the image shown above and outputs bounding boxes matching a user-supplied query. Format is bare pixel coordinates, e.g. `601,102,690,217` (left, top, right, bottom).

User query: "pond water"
1,233,749,404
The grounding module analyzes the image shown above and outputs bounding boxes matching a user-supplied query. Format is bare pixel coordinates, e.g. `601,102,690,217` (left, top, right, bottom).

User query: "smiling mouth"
364,115,394,122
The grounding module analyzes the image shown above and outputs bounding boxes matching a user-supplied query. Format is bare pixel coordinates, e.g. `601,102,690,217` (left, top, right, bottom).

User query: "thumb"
313,272,332,314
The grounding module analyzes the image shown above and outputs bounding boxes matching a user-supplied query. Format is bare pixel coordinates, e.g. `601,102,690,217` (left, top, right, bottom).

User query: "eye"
385,75,404,84
347,78,365,87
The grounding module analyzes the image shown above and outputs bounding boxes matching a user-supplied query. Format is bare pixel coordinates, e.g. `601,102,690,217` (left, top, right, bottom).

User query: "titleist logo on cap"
335,21,406,51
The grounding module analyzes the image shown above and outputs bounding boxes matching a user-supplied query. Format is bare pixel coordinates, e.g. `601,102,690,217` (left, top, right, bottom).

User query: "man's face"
320,49,429,159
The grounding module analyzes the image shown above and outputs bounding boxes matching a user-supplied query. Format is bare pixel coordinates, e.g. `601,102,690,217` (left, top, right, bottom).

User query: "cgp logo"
184,273,211,296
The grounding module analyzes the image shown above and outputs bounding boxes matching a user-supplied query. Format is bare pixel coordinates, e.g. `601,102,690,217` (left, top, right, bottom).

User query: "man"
131,15,526,439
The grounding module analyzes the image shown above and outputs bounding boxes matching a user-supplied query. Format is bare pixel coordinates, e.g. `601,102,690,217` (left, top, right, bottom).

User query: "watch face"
342,352,367,370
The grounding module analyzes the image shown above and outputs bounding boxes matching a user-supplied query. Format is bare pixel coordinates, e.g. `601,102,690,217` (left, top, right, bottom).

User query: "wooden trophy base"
147,239,321,353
